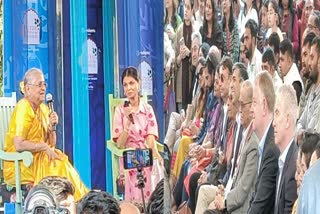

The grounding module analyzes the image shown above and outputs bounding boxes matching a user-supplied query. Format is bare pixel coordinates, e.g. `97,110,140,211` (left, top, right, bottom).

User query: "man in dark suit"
247,71,280,214
273,85,298,214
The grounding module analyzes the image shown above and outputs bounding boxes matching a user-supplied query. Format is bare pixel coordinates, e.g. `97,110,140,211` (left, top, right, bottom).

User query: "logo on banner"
23,9,41,45
138,60,153,95
87,38,98,75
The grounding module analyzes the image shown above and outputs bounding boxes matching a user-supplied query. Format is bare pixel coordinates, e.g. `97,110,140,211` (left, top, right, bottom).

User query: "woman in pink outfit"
112,66,163,204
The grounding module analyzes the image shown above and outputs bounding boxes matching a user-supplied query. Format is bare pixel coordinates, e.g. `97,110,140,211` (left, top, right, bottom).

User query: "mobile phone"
179,37,185,47
123,149,153,169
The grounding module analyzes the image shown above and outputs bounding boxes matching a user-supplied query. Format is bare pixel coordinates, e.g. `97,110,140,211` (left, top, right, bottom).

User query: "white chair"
0,92,33,214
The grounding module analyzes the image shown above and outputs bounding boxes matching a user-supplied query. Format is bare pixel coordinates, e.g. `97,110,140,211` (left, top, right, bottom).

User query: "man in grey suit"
273,85,298,214
206,80,259,213
247,71,280,214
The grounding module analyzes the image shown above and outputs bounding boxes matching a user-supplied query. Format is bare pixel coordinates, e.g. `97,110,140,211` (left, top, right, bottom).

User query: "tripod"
136,166,146,212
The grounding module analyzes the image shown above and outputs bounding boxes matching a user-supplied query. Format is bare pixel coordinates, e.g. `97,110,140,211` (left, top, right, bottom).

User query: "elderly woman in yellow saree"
3,68,88,200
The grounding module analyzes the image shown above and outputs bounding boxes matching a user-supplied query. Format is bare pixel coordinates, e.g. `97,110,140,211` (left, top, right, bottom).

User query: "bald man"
120,202,140,214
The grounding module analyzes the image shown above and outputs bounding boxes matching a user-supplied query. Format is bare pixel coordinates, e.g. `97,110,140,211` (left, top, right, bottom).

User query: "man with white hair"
273,84,298,214
190,31,202,96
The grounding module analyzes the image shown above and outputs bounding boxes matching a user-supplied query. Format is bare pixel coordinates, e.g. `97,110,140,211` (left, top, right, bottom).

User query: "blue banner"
87,0,106,190
4,0,60,146
117,0,164,141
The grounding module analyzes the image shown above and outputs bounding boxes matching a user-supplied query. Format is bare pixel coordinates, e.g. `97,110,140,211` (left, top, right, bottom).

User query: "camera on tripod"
23,185,70,214
123,148,154,211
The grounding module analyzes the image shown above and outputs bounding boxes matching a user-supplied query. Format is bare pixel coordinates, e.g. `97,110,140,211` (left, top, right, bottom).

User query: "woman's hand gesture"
45,145,62,164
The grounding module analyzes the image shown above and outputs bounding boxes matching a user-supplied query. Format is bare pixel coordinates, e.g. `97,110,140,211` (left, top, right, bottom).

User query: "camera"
123,148,153,170
23,185,70,214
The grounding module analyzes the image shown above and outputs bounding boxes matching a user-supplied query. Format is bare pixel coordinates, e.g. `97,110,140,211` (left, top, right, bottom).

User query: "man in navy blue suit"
273,84,298,214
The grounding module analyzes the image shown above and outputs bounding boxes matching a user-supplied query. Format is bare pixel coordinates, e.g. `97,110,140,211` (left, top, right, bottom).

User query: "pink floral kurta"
112,100,158,202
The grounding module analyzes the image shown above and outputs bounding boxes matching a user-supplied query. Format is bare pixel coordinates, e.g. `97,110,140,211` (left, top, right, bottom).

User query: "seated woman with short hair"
3,68,88,200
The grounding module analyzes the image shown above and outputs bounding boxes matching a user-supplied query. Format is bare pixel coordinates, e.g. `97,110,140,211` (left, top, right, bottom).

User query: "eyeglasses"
240,101,252,108
28,81,47,88
308,23,317,30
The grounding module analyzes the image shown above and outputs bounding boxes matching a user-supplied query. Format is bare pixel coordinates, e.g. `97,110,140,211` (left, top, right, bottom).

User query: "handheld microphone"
46,93,56,131
124,101,135,124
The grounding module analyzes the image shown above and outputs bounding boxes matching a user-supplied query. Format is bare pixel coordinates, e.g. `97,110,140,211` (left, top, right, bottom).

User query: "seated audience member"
174,0,195,110
172,54,220,178
77,191,120,214
243,19,262,82
301,132,320,169
279,39,304,104
165,57,206,154
247,71,280,214
171,55,220,210
3,68,88,200
292,132,320,213
120,202,140,214
279,0,299,55
24,184,71,214
310,141,320,166
204,80,259,214
185,68,223,213
299,0,314,47
258,1,269,53
199,0,223,50
299,32,317,117
268,32,281,64
297,148,320,212
306,10,320,36
190,32,203,96
297,36,320,142
199,42,210,59
194,89,238,214
240,35,249,65
273,85,298,214
221,0,240,63
112,66,162,203
39,176,76,213
266,0,284,42
300,32,316,91
261,47,283,92
146,179,164,214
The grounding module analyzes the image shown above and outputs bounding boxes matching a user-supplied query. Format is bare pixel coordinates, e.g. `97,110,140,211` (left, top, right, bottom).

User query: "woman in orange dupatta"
3,68,88,200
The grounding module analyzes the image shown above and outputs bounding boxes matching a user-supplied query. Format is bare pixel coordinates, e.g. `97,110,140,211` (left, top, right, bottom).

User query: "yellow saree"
3,99,88,200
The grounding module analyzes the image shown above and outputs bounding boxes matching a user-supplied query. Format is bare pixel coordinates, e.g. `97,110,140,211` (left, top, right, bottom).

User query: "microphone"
124,101,135,124
46,93,56,131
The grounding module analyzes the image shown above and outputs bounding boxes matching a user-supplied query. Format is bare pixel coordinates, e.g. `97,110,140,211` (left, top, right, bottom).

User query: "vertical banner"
87,0,106,190
138,0,164,142
4,0,52,96
4,0,59,145
117,0,164,141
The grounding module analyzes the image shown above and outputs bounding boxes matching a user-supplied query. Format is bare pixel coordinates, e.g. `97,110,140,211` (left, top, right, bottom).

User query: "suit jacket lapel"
259,124,274,175
278,141,297,199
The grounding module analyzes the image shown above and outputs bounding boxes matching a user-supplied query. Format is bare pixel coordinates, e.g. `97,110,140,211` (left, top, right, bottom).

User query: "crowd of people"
22,175,164,214
164,0,320,213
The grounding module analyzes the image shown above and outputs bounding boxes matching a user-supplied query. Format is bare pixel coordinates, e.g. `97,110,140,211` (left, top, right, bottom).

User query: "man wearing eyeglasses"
306,10,320,36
